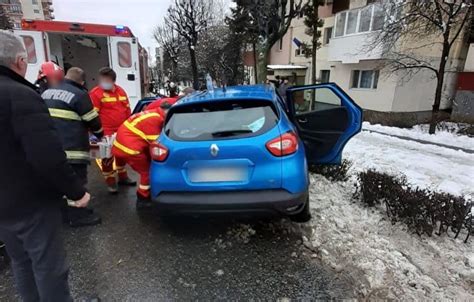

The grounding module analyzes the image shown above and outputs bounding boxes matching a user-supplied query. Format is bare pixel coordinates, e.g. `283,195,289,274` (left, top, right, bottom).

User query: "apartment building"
20,0,54,20
1,0,53,29
40,0,54,20
1,0,23,29
266,0,471,123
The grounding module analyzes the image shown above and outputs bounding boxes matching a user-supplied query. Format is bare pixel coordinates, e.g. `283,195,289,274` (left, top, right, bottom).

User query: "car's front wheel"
289,195,311,223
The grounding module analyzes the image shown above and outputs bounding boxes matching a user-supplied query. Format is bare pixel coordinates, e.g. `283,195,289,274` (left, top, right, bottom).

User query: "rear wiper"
211,129,253,137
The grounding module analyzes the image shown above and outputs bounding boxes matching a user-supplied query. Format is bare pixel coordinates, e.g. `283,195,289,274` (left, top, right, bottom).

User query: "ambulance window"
21,36,37,64
117,42,132,68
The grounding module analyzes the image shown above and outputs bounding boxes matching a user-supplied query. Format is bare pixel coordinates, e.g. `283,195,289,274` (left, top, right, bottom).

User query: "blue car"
148,83,362,222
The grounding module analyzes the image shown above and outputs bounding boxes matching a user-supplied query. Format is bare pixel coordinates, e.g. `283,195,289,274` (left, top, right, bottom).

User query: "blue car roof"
175,84,277,106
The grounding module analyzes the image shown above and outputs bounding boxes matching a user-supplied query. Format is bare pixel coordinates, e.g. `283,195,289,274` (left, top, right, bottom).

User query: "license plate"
189,167,246,183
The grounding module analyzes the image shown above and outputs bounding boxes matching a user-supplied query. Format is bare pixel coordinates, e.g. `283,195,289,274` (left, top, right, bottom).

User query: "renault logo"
210,144,219,157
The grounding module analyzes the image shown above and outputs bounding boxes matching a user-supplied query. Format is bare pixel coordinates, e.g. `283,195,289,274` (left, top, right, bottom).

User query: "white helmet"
169,82,176,88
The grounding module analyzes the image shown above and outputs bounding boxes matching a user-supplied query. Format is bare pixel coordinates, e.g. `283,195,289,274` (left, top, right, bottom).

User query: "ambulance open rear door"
13,30,48,84
109,36,141,110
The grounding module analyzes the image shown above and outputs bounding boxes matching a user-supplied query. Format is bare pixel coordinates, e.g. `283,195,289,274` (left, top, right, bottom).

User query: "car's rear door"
286,83,362,164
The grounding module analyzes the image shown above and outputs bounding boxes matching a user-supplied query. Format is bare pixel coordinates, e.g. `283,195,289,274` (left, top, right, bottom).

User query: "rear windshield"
164,100,279,141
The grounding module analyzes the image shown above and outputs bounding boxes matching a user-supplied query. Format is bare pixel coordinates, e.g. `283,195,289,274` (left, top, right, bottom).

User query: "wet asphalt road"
0,167,354,301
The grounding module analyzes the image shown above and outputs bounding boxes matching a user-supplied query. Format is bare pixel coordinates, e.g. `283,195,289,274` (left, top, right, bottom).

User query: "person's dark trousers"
0,206,72,302
65,164,90,220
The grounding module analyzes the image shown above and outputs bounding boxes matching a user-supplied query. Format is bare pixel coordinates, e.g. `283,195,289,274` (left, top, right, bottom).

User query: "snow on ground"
363,122,473,151
344,131,474,197
307,175,473,300
305,130,474,299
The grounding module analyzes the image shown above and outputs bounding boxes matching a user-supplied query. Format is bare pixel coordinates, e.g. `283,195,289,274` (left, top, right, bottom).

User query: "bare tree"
166,0,214,89
153,23,181,81
372,0,473,134
229,0,303,83
197,25,245,85
254,0,303,82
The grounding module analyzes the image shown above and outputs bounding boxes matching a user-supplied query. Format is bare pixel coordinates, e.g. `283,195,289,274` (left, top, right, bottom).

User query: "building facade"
1,0,53,29
20,0,54,20
1,0,23,29
265,0,471,123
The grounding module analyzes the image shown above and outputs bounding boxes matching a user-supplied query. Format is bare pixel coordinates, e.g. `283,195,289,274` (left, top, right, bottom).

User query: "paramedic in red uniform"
111,107,164,209
111,87,195,208
90,67,136,193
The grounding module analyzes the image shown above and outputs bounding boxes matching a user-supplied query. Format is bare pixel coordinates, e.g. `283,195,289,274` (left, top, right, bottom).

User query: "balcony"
328,3,390,63
328,32,383,63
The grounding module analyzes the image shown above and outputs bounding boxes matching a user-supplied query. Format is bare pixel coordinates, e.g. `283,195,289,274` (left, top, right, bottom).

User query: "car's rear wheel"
289,195,311,223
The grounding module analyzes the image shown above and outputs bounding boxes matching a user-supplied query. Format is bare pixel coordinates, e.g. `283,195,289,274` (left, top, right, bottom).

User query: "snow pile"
363,122,473,150
344,131,474,197
307,174,474,300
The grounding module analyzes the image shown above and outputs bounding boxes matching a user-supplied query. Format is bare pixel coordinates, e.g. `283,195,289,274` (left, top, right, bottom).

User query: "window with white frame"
320,70,330,83
295,44,311,57
323,27,333,45
372,4,384,31
335,11,346,37
346,10,358,34
333,4,397,38
358,5,372,32
295,46,304,56
351,70,379,89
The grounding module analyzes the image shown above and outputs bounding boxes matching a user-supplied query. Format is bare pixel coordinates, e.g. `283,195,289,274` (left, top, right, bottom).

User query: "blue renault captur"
148,83,362,222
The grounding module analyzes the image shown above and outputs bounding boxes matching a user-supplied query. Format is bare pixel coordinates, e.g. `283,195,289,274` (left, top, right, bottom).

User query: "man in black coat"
0,31,91,301
43,67,104,227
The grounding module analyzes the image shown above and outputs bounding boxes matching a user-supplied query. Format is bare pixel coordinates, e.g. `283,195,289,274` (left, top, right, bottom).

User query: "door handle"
298,117,308,123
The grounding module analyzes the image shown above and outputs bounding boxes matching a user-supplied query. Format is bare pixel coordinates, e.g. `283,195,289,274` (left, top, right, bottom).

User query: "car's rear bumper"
153,190,308,215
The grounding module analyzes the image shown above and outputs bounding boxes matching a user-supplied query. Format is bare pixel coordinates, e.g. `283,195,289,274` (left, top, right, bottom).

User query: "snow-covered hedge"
354,170,472,243
309,159,352,182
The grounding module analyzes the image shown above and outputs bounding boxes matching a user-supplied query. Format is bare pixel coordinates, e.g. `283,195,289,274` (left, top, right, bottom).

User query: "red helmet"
38,61,64,81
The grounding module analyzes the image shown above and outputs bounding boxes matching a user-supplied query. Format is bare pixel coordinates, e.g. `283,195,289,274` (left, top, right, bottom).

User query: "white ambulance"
14,19,150,109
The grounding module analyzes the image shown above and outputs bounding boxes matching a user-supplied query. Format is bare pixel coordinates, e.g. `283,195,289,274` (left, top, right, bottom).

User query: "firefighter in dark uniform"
42,67,104,227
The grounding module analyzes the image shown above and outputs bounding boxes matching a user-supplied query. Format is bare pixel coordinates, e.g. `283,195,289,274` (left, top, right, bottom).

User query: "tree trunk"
189,47,199,90
429,42,450,135
311,40,317,84
171,60,178,82
256,43,269,83
252,43,258,84
311,1,318,84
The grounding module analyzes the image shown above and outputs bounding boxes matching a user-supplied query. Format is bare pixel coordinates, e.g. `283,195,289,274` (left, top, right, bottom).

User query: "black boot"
118,177,137,186
67,207,102,228
77,295,101,302
136,195,153,210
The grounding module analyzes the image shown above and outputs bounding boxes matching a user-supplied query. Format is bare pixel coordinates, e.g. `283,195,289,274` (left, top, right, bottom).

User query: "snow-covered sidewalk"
363,122,473,151
345,130,474,197
305,129,474,300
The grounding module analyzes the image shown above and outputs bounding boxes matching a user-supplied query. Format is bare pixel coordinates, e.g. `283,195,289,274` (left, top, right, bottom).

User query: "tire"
289,195,312,223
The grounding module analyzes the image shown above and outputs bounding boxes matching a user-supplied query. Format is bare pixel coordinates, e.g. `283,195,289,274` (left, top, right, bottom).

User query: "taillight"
266,131,298,157
150,142,169,162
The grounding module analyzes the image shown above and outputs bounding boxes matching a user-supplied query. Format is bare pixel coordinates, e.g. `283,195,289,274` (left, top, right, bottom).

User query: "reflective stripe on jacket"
89,84,131,135
42,79,104,164
112,109,164,157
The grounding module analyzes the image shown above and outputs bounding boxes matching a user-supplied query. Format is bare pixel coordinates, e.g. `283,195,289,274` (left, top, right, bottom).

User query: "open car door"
286,83,362,164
